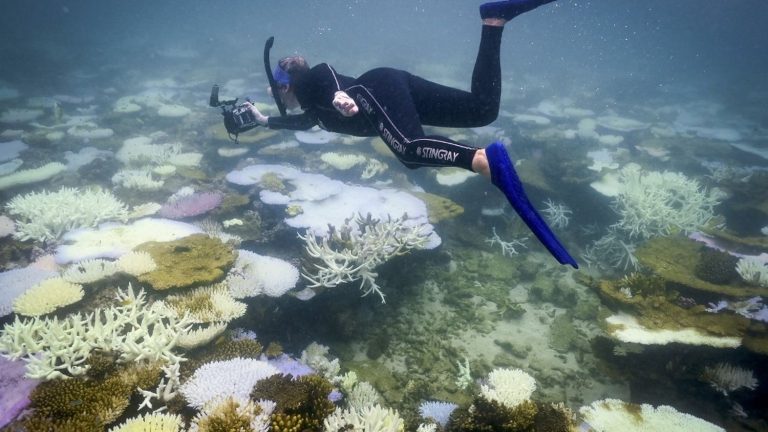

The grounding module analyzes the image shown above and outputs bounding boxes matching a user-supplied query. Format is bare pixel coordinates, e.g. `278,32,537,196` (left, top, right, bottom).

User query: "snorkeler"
244,0,578,268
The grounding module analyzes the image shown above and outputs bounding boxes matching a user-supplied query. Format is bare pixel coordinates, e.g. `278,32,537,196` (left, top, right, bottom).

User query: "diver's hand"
333,91,359,117
242,101,269,126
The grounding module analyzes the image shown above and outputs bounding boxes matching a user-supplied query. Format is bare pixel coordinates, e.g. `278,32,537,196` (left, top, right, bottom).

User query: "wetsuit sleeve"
266,113,316,131
298,63,345,108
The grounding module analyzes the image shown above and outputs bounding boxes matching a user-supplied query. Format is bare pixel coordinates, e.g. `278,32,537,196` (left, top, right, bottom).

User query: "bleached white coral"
323,404,405,432
62,252,156,284
612,164,722,239
480,368,536,408
605,312,741,348
0,162,66,191
300,342,341,383
116,139,182,166
299,213,429,303
703,362,758,395
419,401,458,428
579,398,725,432
177,322,228,350
156,284,246,324
179,358,279,409
321,152,367,170
735,256,768,287
112,168,165,190
0,284,191,380
62,258,118,283
108,412,184,432
347,381,382,411
541,199,572,229
12,277,84,316
6,187,129,242
116,250,158,276
225,250,299,298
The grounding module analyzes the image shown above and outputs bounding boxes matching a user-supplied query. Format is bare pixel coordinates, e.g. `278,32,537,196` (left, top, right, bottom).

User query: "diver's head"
271,56,309,110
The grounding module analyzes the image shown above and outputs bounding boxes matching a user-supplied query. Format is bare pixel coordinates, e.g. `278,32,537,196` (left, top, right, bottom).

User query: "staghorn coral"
0,284,190,380
6,187,129,242
735,256,768,287
702,362,758,395
299,213,429,303
611,164,722,240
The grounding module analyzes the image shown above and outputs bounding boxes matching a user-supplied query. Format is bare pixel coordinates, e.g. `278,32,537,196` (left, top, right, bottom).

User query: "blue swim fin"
485,142,578,268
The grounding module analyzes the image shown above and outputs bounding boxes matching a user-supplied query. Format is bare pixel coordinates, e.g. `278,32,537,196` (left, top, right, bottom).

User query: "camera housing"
209,84,261,138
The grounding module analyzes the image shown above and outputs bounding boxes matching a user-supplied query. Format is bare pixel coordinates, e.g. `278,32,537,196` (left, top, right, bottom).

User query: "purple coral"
158,191,223,219
266,354,314,379
0,357,39,428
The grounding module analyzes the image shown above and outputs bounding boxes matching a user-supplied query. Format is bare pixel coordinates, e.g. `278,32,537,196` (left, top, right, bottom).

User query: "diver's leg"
480,0,556,22
410,24,504,128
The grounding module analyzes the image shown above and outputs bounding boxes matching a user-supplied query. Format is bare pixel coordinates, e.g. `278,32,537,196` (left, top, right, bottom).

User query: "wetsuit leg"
411,25,504,128
346,72,478,171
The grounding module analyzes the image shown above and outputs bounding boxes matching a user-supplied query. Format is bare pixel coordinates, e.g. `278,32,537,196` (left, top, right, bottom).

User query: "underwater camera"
208,84,260,138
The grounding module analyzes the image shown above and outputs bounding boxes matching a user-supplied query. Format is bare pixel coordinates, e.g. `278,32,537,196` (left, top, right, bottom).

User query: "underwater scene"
0,0,767,431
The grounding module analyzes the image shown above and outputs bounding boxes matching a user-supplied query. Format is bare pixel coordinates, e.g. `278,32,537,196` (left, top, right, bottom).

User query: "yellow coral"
156,284,246,324
108,412,184,432
13,277,84,316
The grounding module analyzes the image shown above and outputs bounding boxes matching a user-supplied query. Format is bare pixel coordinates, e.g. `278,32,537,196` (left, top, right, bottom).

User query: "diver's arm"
309,64,357,116
265,112,317,131
242,101,316,130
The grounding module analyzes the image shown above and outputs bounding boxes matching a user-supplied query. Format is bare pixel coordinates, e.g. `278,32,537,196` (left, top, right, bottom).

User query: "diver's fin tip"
485,141,579,268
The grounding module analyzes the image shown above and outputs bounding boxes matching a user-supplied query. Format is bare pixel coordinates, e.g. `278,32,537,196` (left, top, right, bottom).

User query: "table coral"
137,234,236,291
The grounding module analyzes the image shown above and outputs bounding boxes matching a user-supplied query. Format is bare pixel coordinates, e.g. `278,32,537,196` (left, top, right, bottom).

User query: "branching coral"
6,187,129,242
0,284,191,380
702,362,758,395
299,213,429,303
611,165,722,240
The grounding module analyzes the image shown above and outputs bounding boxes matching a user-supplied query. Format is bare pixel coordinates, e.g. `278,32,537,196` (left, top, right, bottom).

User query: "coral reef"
694,247,740,285
6,187,129,242
579,398,724,431
299,213,429,302
250,374,335,432
636,236,767,297
137,233,236,291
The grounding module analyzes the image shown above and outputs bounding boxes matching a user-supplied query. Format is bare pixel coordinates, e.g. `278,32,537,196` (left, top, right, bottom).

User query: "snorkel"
263,36,288,117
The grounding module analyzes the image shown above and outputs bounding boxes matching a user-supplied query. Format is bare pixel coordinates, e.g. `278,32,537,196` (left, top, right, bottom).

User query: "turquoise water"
0,1,766,431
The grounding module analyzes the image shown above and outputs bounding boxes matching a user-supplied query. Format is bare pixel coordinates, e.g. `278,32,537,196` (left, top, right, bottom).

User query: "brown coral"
136,234,236,291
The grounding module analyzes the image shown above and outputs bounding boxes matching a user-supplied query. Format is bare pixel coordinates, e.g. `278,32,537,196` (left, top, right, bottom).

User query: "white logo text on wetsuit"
417,147,459,162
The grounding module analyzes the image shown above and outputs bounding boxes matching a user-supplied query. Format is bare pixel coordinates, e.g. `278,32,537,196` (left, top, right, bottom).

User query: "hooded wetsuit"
266,25,504,172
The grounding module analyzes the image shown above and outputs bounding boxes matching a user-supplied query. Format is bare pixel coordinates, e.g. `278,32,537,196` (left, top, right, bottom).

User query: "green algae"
635,236,768,297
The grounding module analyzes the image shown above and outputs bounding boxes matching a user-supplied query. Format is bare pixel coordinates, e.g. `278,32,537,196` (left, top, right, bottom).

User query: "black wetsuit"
267,25,504,172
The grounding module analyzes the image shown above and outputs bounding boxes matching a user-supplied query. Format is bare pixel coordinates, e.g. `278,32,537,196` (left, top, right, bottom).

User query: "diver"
244,0,578,268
